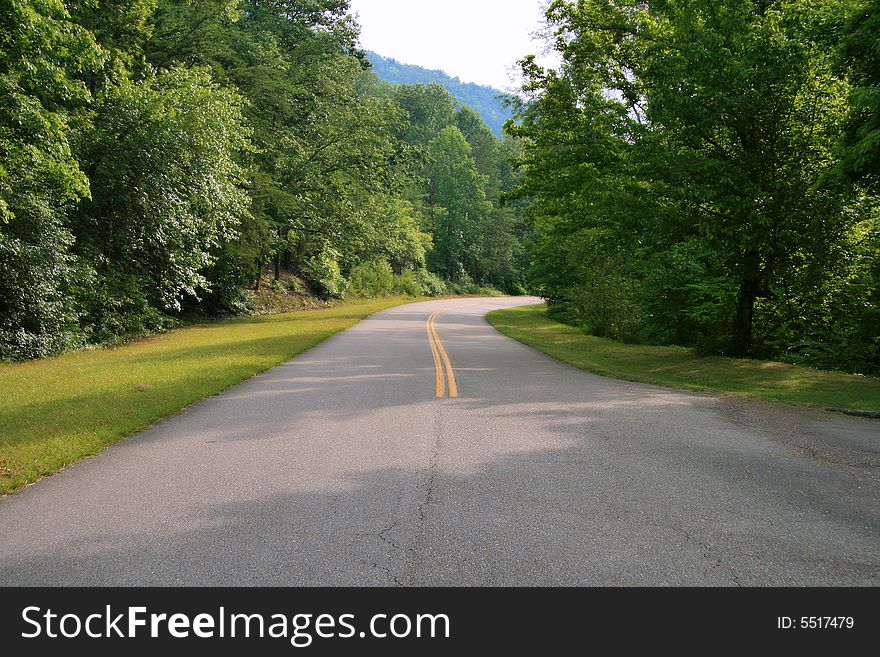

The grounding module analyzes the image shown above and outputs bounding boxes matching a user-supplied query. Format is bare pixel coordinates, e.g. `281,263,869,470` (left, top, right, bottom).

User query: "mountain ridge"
366,51,514,137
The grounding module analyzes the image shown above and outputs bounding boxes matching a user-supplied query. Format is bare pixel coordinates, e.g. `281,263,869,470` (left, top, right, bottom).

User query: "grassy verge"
0,297,414,496
487,304,880,413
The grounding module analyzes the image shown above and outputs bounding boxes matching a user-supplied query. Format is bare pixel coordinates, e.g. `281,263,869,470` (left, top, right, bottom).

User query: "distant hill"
366,51,514,137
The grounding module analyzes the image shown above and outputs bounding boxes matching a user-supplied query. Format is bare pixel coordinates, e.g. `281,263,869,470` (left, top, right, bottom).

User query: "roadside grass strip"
0,298,413,496
487,304,880,413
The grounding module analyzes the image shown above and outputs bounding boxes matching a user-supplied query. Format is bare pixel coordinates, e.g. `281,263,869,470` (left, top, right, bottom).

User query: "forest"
367,51,514,137
0,0,527,361
1,0,878,379
511,0,879,375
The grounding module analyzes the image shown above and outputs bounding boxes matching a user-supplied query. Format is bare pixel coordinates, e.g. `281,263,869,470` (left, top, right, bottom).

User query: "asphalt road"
1,297,878,586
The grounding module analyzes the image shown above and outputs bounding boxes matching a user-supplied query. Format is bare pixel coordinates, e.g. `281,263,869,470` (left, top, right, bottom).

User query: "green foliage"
414,269,448,297
75,66,250,317
392,270,423,297
392,83,458,146
368,51,513,137
513,0,876,373
427,126,492,281
350,196,431,273
348,259,395,297
305,247,348,299
839,0,880,189
0,218,84,359
0,0,101,359
0,0,528,363
0,0,100,223
79,270,177,345
189,251,253,317
347,260,445,298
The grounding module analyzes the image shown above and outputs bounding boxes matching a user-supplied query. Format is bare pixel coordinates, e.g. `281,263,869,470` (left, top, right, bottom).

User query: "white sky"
348,0,556,92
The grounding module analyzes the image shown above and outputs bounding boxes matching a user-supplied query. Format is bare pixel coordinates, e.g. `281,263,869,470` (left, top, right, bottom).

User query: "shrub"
194,255,252,318
349,261,438,298
80,271,177,344
305,248,348,299
392,270,423,297
414,269,448,297
471,285,506,297
349,259,395,297
0,216,84,360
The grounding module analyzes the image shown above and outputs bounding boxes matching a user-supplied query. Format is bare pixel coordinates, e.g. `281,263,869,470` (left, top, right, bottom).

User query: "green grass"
0,297,414,496
488,304,880,413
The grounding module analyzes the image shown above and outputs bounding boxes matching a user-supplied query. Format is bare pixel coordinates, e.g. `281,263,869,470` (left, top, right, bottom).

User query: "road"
0,297,877,586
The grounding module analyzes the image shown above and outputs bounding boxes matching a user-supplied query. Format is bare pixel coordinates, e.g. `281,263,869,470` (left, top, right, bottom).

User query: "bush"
0,216,84,360
192,254,252,318
349,259,395,297
414,269,448,297
305,248,348,298
444,273,505,297
349,261,445,299
447,271,475,295
80,271,177,345
79,67,250,313
392,270,423,297
471,285,506,297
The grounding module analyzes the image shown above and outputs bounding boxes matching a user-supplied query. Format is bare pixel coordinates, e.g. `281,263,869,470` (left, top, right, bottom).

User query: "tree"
514,0,855,359
644,0,849,355
73,66,250,336
839,0,880,190
427,126,491,281
393,83,457,146
0,0,530,360
0,0,102,358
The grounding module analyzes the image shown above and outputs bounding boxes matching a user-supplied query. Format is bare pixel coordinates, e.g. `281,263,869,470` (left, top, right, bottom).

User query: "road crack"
375,486,406,586
378,521,401,552
675,521,743,586
417,405,443,525
396,403,445,585
374,407,444,587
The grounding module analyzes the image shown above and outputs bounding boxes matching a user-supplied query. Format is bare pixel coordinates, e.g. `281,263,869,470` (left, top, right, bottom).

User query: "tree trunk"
254,258,263,292
274,252,281,283
731,278,759,357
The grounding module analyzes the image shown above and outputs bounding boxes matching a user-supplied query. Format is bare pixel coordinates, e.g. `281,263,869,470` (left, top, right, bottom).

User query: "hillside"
366,51,514,137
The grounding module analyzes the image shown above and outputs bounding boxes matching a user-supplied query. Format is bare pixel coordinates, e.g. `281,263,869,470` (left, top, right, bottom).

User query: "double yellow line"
427,308,458,398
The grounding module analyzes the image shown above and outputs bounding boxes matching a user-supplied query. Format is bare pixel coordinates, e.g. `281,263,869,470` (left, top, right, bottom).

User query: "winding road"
0,297,877,586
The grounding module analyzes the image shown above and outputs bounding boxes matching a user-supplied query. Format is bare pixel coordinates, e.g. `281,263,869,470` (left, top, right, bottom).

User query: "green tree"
73,67,250,336
0,0,102,358
514,0,855,359
393,83,457,146
144,1,424,294
644,0,849,355
1,0,530,361
427,126,491,281
839,0,880,190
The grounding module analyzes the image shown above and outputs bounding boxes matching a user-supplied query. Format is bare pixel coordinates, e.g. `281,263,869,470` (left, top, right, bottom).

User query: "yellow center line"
433,312,458,398
426,302,480,399
427,310,445,398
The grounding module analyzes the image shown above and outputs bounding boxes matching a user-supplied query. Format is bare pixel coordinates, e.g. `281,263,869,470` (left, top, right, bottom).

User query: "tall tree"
514,0,853,358
73,67,250,336
393,83,457,146
839,0,880,190
426,126,491,281
0,0,102,358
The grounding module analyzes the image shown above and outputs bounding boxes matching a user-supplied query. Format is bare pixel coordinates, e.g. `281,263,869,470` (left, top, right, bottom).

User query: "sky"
347,0,556,92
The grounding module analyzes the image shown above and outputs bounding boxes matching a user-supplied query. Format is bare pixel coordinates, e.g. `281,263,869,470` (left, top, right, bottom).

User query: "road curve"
0,297,877,586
